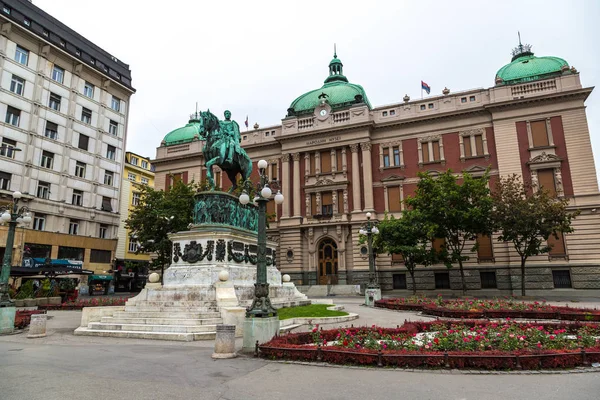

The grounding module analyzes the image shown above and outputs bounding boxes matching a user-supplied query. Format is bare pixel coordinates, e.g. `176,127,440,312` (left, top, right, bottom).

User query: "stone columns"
361,142,374,211
350,144,361,212
292,153,301,217
282,154,291,218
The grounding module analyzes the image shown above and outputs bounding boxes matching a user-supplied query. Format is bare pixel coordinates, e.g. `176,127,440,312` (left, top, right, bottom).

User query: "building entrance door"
318,238,338,285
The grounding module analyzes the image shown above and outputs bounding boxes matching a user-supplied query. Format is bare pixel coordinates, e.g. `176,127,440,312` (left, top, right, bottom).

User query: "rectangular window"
10,75,25,96
130,156,138,165
68,220,79,235
0,171,11,190
311,193,317,216
434,272,451,289
393,146,400,166
90,249,111,263
52,65,64,84
531,120,549,147
392,253,404,263
432,140,441,161
309,153,315,175
75,161,86,178
552,270,572,288
111,96,121,112
461,97,467,103
72,189,83,206
15,45,29,65
464,136,472,157
128,240,139,252
132,192,141,206
45,121,58,139
83,82,94,98
383,148,390,167
32,214,46,231
548,232,566,256
321,192,333,216
101,196,113,212
428,103,434,109
57,246,84,261
476,234,494,261
141,160,149,169
390,110,396,116
271,163,278,180
5,106,21,127
387,186,401,212
469,96,476,102
432,238,445,253
106,145,116,160
474,134,484,156
382,111,388,117
81,107,92,124
421,142,429,163
141,177,149,185
480,271,497,289
335,150,342,171
109,120,118,136
128,173,136,182
78,134,89,151
320,151,331,173
25,243,52,258
537,169,556,197
266,198,276,222
41,150,54,169
104,171,114,186
49,93,61,111
420,104,426,110
392,273,407,289
1,138,17,158
99,224,108,239
37,181,50,199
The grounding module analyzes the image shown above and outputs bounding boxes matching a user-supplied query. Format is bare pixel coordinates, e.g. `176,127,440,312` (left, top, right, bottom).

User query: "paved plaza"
2,297,600,400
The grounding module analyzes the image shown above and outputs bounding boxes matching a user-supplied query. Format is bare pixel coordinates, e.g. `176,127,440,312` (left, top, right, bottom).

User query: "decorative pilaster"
343,189,349,214
331,149,337,176
282,154,291,218
292,153,301,217
341,147,348,178
350,144,361,212
361,142,374,211
315,151,321,176
332,191,338,215
315,192,322,215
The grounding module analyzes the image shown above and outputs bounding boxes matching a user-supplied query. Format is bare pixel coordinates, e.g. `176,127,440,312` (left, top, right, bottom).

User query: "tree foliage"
125,180,196,280
492,174,579,296
377,210,437,294
406,170,494,294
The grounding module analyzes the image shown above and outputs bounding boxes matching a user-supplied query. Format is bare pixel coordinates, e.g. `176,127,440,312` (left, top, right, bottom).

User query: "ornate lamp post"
239,159,284,318
0,191,32,334
359,212,380,307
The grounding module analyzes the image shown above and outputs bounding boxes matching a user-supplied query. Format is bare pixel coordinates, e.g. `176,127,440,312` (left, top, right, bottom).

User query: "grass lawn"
277,304,349,320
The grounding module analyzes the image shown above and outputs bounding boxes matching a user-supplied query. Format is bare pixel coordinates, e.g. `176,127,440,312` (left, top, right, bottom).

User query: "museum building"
152,43,600,295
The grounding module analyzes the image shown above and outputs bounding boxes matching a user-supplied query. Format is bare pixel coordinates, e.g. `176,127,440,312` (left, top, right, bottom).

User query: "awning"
89,275,113,281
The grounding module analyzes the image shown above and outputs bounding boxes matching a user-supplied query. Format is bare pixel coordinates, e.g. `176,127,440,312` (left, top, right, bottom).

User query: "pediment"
528,151,562,164
381,174,406,182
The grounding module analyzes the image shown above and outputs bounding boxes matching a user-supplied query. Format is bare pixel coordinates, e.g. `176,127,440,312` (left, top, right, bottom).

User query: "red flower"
433,338,439,344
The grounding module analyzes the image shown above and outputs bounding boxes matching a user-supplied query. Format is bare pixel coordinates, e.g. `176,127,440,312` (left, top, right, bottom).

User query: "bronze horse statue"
198,110,252,192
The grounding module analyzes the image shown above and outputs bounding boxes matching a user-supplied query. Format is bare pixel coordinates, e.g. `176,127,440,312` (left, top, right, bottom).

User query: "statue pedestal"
242,316,280,353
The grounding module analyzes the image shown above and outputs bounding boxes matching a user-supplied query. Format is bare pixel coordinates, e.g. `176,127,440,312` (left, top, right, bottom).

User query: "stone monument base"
0,306,16,334
242,316,280,353
364,287,382,307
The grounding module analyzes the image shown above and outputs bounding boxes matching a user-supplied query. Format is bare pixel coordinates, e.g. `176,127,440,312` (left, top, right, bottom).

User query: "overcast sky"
36,0,600,180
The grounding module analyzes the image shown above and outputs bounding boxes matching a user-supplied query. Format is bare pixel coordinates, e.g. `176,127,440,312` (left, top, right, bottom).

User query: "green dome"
495,44,569,85
162,114,202,146
288,52,371,116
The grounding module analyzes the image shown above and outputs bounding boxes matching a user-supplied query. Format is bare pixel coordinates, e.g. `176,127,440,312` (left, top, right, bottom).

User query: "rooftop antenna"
334,43,337,58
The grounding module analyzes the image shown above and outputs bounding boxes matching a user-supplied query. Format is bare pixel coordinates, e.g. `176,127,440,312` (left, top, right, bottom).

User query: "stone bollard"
212,324,237,359
27,314,47,338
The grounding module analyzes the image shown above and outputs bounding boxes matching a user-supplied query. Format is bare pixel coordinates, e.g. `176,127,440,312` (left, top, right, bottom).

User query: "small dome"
162,113,202,146
495,42,569,85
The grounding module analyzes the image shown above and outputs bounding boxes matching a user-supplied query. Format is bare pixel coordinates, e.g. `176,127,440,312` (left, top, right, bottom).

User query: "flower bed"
14,310,46,329
375,297,600,321
38,296,132,310
259,320,600,370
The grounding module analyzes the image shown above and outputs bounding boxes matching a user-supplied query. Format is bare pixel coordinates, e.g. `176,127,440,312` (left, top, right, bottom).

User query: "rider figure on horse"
219,110,242,164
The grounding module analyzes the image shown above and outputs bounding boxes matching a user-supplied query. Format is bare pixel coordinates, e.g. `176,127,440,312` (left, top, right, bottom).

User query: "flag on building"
245,115,249,128
421,81,431,95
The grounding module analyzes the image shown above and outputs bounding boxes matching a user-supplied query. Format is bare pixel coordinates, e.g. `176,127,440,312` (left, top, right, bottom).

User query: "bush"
15,280,35,299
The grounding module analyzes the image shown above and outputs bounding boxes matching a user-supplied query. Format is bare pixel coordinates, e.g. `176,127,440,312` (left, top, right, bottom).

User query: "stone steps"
113,311,221,319
124,306,216,313
101,317,223,326
127,301,218,308
88,322,218,333
74,327,216,341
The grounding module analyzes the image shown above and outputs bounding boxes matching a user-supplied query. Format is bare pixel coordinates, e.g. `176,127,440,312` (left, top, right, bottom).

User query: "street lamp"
239,159,284,318
0,191,32,334
359,212,380,306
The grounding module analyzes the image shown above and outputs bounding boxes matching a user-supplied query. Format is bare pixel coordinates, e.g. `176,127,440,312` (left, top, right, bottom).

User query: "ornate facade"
153,43,600,295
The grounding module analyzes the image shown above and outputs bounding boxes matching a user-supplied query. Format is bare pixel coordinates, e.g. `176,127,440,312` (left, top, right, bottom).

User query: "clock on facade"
319,109,328,117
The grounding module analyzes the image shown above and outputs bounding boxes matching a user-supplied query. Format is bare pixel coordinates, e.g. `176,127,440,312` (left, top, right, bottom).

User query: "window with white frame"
109,120,118,136
393,146,401,166
37,181,50,199
382,147,390,167
1,138,17,158
33,214,46,231
132,192,140,206
52,65,64,84
10,75,25,96
5,106,21,127
14,45,29,65
418,136,443,164
528,119,553,148
128,240,139,252
111,96,121,112
49,93,61,111
68,219,79,235
141,160,148,169
81,107,92,124
141,177,149,185
45,121,58,139
40,151,54,169
130,156,138,165
460,129,487,159
0,171,11,190
106,145,116,160
104,170,114,186
99,224,108,239
128,173,136,182
72,189,83,206
83,82,94,98
75,161,86,178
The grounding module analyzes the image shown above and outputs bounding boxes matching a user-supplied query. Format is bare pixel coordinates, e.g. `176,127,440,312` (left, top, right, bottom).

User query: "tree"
377,210,437,294
492,175,579,296
125,180,196,283
406,170,494,294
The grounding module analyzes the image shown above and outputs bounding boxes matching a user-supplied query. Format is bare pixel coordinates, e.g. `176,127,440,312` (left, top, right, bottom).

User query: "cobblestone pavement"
1,296,600,400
